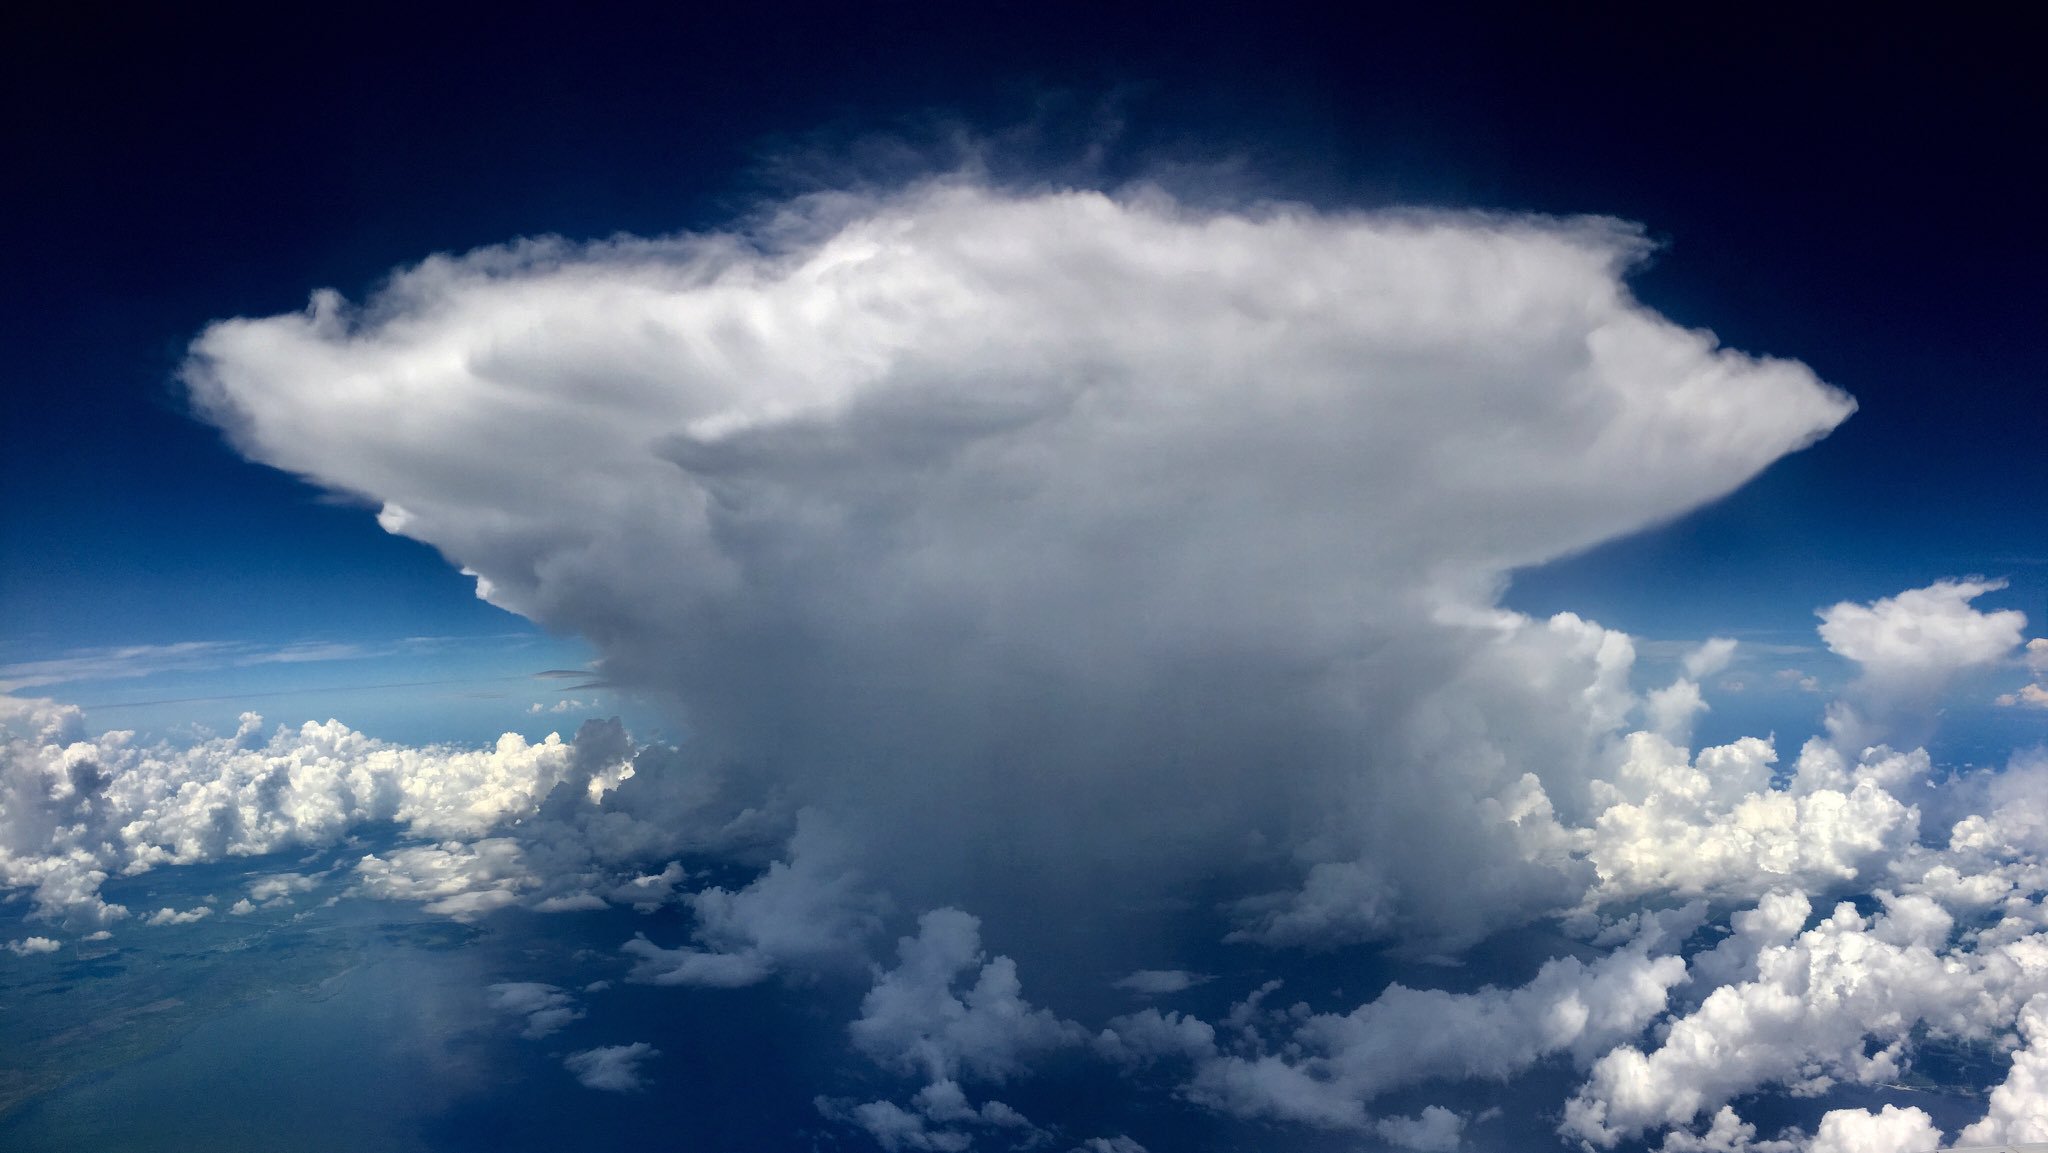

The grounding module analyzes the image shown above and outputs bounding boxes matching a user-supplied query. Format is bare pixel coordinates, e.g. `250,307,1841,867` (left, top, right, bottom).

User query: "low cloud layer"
5,593,2043,1146
0,697,587,925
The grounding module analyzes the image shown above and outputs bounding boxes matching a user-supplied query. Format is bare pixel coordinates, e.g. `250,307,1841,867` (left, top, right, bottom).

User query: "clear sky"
2,7,2044,1153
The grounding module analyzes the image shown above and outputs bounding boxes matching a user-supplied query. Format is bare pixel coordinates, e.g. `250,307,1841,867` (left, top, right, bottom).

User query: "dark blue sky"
2,4,2041,728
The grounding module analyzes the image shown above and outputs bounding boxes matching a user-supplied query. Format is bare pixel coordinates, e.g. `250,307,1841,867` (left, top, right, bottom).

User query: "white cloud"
1228,857,1401,949
0,639,377,693
822,1079,1042,1153
1807,1106,1942,1153
246,873,315,901
1997,637,2048,709
534,892,608,912
488,981,585,1039
1818,580,2024,681
1558,888,2042,1147
1573,734,1925,906
0,694,588,924
19,587,2047,1153
1955,993,2048,1144
180,178,1852,956
100,171,2048,1149
1515,752,2048,1147
353,839,535,920
1375,1106,1467,1152
1644,676,1710,743
563,1042,659,1091
621,937,771,988
244,870,322,908
1818,579,2026,747
1180,920,1686,1129
144,905,213,926
5,935,60,955
1654,1105,1796,1153
1776,669,1824,694
1095,1007,1218,1068
621,815,883,987
850,908,1086,1085
1113,969,1208,996
1683,638,1740,680
835,1098,967,1153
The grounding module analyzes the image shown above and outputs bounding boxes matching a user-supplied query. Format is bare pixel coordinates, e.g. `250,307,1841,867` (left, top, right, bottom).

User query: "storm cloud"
180,179,1854,955
36,173,2040,1147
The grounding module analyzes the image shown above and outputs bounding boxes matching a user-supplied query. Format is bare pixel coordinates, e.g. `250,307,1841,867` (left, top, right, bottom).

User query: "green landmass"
0,911,481,1121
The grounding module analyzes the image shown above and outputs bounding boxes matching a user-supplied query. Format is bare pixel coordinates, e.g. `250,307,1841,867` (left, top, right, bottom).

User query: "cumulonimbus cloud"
179,178,1855,955
12,164,2048,1146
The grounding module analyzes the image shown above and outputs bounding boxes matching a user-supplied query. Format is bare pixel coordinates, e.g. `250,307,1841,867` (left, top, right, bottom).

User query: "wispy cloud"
75,677,512,712
1,634,568,697
0,639,374,691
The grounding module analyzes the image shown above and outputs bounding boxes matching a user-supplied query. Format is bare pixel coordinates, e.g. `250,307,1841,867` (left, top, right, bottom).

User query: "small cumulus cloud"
353,840,535,921
1997,683,2048,709
850,908,1086,1085
144,906,213,926
528,698,596,715
1113,969,1210,996
5,936,61,955
534,892,608,912
1682,637,1739,680
563,1042,659,1092
1818,578,2027,748
621,816,882,988
488,982,585,1039
245,870,322,906
819,1081,1042,1152
1776,668,1823,693
1818,579,2024,681
1809,1106,1942,1153
1996,637,2048,709
1376,1106,1467,1152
